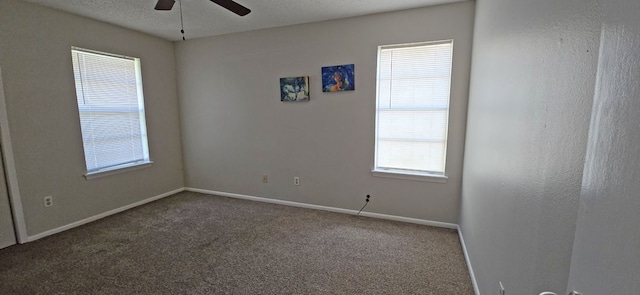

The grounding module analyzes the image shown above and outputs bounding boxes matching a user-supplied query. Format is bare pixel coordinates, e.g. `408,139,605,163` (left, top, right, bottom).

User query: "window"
373,40,453,181
71,47,151,178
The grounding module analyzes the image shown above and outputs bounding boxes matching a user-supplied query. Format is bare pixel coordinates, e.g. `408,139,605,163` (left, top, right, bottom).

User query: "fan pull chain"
179,0,185,40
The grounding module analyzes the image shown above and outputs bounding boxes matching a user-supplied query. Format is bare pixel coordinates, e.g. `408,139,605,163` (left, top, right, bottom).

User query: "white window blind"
71,47,150,175
374,40,453,176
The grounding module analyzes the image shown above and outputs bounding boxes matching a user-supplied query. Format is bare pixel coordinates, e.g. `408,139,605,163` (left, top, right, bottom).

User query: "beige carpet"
0,191,473,294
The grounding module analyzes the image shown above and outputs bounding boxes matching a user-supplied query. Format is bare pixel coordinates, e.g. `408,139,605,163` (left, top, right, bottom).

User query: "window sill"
84,161,153,180
371,169,448,183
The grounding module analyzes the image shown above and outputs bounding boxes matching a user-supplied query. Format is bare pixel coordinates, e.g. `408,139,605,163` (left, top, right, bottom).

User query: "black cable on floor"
357,195,370,215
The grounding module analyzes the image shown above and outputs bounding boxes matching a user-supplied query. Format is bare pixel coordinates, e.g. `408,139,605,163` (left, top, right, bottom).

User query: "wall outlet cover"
44,196,53,207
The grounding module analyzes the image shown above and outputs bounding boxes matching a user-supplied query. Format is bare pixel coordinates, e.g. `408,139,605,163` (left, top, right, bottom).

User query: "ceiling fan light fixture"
154,0,251,40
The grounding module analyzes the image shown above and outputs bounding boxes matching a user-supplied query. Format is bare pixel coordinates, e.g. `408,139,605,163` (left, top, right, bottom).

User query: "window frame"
71,47,153,180
372,40,454,183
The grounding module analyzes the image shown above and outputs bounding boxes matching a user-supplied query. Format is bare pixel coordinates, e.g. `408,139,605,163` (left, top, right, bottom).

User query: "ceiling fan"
155,0,250,40
154,0,251,16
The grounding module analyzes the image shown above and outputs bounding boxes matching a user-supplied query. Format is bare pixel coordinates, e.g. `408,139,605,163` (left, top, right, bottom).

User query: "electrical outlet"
294,177,300,186
262,174,268,183
44,196,53,208
499,281,505,295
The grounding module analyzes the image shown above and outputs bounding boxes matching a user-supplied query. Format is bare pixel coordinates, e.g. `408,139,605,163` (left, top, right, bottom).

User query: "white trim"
71,46,136,61
184,187,458,229
0,67,28,243
372,169,448,183
361,210,456,229
380,39,455,50
458,225,480,295
26,187,184,242
84,161,153,180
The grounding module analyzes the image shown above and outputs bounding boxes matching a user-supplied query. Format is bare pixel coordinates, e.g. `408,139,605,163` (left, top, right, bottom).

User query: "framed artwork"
322,64,355,92
280,76,310,102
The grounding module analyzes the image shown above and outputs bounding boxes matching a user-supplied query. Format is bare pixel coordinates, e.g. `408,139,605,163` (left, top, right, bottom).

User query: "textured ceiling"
22,0,467,41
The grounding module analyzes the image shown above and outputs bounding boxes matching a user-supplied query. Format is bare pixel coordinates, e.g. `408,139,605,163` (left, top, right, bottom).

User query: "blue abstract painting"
280,76,310,102
322,64,355,92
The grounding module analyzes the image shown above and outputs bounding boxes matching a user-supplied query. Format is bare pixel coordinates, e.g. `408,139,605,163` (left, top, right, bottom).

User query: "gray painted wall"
175,2,475,224
0,0,184,236
460,0,601,294
567,0,640,293
0,80,16,247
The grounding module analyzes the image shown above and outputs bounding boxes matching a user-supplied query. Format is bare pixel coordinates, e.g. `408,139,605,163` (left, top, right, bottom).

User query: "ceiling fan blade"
154,0,175,10
210,0,251,16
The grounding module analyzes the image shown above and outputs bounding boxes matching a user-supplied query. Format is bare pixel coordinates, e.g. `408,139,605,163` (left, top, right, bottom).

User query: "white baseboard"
458,225,480,295
184,187,458,229
26,187,185,242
